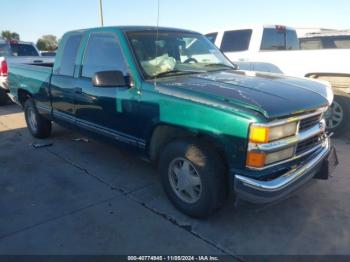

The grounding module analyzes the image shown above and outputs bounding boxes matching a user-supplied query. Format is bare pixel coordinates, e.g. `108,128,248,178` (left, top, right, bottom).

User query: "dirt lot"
0,104,349,257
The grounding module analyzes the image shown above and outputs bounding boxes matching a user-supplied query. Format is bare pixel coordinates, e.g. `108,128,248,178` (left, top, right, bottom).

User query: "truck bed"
8,63,53,109
4,56,55,66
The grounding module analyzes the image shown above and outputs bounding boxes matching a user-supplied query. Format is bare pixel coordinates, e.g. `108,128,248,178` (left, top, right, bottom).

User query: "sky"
1,0,349,42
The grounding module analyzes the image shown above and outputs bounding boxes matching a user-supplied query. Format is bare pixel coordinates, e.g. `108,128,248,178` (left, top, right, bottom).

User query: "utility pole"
99,0,104,27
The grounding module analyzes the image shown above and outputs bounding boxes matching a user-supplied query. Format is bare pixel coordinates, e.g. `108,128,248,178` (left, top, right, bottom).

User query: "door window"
82,33,128,78
221,30,252,52
333,36,350,49
10,43,39,56
300,39,323,50
0,43,10,56
58,34,83,76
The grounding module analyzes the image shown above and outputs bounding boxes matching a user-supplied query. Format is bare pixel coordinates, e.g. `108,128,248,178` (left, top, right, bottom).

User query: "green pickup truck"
8,26,338,217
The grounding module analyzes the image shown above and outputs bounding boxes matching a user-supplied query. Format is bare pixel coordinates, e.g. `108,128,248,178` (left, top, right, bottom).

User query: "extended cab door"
73,32,146,148
50,33,83,123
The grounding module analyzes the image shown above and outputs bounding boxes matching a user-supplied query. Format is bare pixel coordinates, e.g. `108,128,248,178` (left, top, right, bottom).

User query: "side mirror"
92,70,128,87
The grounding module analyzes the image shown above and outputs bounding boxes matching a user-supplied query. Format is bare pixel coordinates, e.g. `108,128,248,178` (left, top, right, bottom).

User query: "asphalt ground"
0,104,349,258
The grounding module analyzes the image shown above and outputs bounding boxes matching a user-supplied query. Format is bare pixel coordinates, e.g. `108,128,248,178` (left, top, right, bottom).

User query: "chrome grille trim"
248,119,326,153
247,107,329,171
247,135,327,171
296,135,323,155
299,114,322,131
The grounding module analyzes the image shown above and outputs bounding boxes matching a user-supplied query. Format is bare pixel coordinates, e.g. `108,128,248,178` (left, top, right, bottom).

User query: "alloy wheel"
168,157,202,204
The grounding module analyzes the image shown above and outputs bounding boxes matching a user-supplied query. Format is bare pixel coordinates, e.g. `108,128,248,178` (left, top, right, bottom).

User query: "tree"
10,32,20,41
1,31,20,41
36,35,58,51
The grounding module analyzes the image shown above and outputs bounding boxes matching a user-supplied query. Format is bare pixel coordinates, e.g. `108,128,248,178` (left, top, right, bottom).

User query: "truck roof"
65,26,199,35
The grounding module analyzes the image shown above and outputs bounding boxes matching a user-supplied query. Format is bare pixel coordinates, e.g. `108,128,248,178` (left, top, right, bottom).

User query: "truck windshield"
0,43,11,56
126,31,236,79
10,43,39,56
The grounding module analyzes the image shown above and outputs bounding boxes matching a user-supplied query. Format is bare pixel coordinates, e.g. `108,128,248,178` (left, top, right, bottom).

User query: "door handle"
74,87,82,94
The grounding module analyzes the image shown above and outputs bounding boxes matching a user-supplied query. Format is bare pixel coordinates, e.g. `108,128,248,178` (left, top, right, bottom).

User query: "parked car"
40,51,56,57
206,25,350,136
8,26,337,218
0,39,54,105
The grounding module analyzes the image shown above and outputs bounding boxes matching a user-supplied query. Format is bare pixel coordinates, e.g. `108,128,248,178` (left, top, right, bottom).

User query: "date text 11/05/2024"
127,256,219,261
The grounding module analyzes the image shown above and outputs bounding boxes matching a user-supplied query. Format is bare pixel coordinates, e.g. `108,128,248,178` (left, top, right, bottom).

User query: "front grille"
296,135,323,155
299,114,322,131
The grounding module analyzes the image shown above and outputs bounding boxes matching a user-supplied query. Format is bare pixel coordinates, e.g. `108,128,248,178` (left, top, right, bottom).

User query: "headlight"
246,146,295,168
247,122,298,168
265,147,295,165
249,122,298,143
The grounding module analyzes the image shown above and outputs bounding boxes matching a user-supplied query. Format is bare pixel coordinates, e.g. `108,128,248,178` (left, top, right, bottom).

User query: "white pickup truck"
0,39,54,105
298,29,350,50
206,25,350,135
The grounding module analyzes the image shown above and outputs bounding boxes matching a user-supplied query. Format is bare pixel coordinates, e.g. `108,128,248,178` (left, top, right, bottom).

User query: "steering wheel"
183,58,198,64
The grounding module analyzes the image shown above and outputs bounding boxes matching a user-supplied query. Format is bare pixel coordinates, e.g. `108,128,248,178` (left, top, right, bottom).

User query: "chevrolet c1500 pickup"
8,26,338,217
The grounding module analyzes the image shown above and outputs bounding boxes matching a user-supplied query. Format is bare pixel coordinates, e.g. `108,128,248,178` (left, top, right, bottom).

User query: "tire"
159,139,228,218
0,89,9,106
325,90,350,137
24,98,52,139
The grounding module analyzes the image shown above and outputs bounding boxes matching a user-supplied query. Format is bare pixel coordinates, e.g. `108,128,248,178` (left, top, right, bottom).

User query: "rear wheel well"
18,89,32,107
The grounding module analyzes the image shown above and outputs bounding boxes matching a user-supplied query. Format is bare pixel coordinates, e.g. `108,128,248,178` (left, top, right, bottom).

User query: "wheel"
24,98,52,138
325,90,350,137
159,139,228,218
0,89,9,106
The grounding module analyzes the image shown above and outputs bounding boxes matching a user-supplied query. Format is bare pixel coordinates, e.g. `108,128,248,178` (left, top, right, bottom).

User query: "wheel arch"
147,123,230,170
17,89,33,107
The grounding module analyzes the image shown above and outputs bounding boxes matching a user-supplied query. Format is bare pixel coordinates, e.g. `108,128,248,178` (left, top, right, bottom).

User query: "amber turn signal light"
246,151,266,168
249,126,269,144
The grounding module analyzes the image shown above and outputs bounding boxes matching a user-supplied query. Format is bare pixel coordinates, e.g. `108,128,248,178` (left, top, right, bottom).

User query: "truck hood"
156,70,330,119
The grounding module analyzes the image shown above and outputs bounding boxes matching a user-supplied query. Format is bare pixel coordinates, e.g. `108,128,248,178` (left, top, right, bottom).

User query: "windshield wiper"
204,63,237,70
152,69,204,78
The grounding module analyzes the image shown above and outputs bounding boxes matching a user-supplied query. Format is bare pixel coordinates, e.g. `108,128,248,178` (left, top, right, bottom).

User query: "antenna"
156,0,160,30
99,0,104,27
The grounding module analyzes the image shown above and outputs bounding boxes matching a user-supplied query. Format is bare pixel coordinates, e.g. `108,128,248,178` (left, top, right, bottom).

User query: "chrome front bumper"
234,137,331,203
